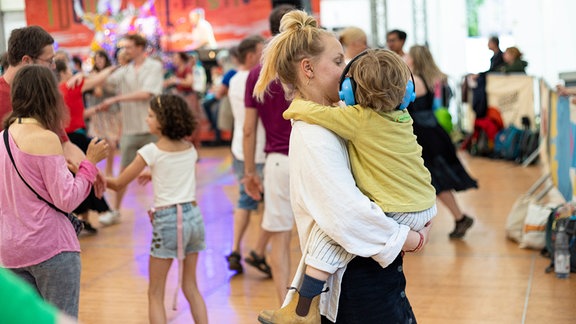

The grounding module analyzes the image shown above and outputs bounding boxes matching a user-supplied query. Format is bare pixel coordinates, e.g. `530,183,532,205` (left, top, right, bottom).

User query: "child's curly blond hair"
348,49,412,112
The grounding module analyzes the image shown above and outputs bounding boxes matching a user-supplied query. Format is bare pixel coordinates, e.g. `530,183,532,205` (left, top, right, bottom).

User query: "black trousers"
321,254,416,324
67,131,110,214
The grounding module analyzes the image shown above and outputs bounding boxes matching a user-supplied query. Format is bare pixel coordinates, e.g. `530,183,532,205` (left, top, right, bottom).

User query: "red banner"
25,0,320,54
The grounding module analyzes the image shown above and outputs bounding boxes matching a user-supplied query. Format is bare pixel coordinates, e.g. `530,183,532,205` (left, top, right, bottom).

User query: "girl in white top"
106,95,208,324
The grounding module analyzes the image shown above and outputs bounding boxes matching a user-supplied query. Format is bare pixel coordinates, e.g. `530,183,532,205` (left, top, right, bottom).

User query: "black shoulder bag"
3,129,84,235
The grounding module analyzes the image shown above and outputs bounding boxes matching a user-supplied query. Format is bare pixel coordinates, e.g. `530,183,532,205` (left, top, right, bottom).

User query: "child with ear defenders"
262,49,437,323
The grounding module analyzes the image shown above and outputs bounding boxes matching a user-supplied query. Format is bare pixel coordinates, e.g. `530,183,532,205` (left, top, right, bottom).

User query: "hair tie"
157,96,162,108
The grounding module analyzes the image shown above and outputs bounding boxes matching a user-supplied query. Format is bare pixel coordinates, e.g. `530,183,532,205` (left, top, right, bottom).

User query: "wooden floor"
78,146,576,324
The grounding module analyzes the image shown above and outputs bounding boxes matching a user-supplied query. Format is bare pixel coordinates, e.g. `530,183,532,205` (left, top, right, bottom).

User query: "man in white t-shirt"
188,8,217,50
225,35,270,275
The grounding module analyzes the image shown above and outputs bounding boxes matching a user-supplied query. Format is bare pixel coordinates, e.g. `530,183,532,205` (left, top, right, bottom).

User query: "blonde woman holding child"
106,94,208,324
255,10,433,324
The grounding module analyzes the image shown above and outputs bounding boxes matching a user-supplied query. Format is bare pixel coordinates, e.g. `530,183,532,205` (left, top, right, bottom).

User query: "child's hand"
419,221,433,247
93,172,106,198
137,170,152,185
147,208,155,223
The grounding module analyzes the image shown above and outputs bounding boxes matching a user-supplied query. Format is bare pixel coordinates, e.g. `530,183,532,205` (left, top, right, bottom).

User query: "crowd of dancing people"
0,5,495,324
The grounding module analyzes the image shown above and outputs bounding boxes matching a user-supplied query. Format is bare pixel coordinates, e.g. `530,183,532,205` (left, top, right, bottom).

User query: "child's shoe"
99,210,121,226
81,220,98,235
257,290,321,324
226,251,243,273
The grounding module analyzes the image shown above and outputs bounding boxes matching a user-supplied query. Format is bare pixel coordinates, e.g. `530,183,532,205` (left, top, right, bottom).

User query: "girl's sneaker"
99,210,121,226
226,251,243,273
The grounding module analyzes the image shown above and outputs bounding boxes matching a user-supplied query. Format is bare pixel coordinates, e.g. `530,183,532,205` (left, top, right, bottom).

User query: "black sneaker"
81,220,98,235
245,250,272,277
226,251,243,273
449,215,474,239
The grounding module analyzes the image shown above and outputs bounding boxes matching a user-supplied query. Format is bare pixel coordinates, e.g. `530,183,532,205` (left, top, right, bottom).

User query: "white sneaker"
99,210,121,226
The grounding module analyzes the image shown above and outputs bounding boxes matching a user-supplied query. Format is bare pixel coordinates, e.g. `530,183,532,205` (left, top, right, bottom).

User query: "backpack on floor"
543,207,576,274
468,127,491,156
467,107,504,157
494,125,524,160
516,117,540,165
517,130,539,164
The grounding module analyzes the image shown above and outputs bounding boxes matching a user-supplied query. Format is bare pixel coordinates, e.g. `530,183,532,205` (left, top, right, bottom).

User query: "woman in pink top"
0,65,108,318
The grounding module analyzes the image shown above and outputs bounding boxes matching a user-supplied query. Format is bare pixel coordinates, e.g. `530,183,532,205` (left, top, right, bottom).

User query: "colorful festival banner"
25,0,321,54
549,94,574,202
538,81,551,167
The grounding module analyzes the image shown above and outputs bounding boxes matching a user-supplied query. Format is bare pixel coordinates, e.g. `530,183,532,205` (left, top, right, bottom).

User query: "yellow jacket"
284,99,435,212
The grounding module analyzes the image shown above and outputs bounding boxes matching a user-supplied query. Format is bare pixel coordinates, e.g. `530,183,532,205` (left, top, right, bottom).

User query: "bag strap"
3,129,68,216
526,173,552,201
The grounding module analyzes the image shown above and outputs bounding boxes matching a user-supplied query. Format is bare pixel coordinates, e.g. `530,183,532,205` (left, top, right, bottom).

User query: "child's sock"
296,274,325,316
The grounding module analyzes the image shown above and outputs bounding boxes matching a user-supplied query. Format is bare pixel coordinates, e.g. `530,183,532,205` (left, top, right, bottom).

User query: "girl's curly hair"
149,94,197,140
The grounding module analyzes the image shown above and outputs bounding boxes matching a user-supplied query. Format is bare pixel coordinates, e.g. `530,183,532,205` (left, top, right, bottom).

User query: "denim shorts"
232,157,264,210
150,202,206,259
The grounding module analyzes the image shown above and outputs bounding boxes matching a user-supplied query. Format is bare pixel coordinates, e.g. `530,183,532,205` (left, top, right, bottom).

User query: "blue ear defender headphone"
401,75,416,110
338,51,367,106
338,50,416,110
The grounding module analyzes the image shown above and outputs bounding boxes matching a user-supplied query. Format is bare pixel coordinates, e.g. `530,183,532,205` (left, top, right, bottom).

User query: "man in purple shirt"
242,4,295,305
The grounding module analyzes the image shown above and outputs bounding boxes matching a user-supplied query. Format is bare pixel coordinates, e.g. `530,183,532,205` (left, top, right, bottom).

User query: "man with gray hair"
188,8,217,50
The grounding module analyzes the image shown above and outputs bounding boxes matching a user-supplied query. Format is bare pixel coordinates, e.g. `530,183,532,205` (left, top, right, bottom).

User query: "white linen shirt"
107,58,163,135
285,120,410,322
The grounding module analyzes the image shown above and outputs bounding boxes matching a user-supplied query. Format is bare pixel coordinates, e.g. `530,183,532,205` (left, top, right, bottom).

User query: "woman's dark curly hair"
149,94,197,140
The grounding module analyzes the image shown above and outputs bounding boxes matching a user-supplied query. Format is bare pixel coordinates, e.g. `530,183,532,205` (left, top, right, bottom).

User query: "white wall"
0,0,24,11
509,0,576,86
320,0,576,87
0,0,26,52
384,0,414,47
426,0,468,82
320,0,372,44
404,0,576,87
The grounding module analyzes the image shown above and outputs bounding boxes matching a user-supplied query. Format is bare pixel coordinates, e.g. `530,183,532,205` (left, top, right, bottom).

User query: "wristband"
406,232,424,253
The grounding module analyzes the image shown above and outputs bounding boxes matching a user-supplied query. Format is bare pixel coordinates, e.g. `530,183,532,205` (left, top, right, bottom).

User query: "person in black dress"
407,45,478,239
